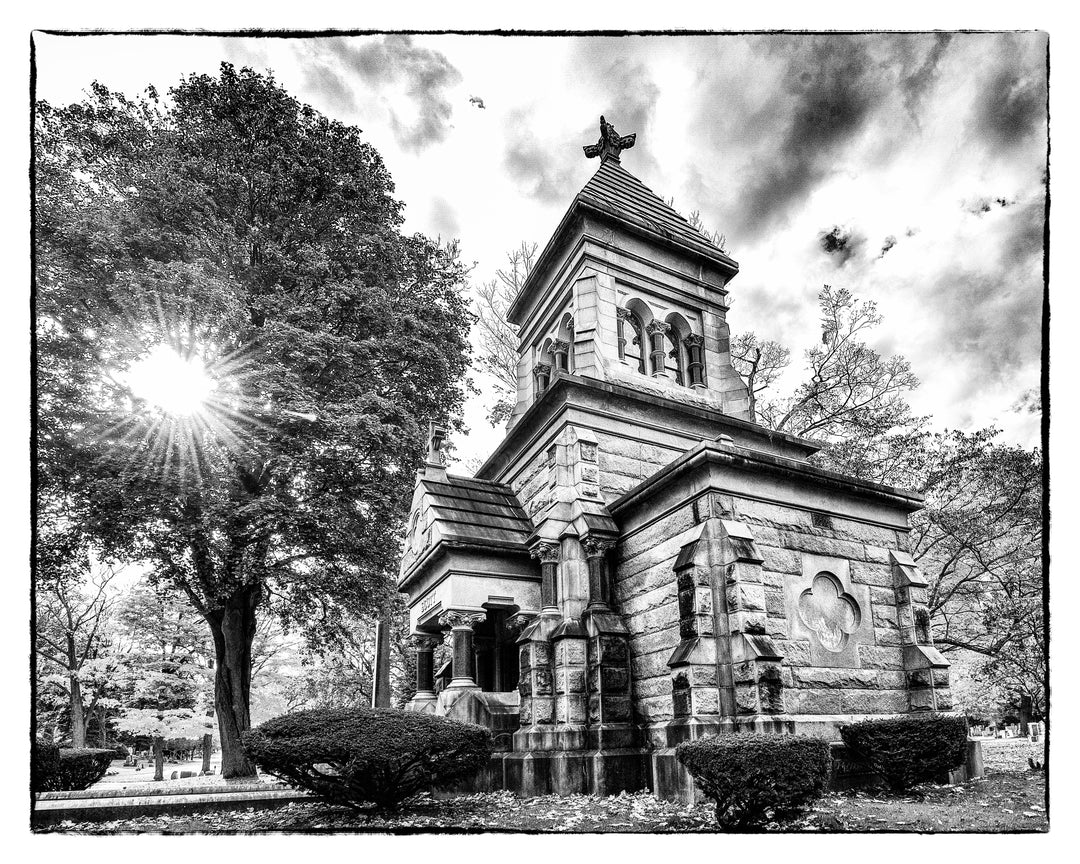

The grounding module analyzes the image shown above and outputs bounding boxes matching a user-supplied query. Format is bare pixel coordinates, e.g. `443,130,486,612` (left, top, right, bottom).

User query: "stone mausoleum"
399,117,957,801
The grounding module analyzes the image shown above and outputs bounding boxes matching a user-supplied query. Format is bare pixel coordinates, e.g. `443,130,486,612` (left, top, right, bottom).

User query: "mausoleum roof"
417,473,532,551
577,157,738,270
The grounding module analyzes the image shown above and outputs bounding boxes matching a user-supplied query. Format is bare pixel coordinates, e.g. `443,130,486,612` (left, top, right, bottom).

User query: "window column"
646,320,671,378
684,333,706,389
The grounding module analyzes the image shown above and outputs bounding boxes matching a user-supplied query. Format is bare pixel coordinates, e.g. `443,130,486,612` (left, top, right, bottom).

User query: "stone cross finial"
583,115,636,163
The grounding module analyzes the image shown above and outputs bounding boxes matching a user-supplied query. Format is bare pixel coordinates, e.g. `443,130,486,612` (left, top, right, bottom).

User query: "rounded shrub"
676,733,832,828
839,713,968,791
55,748,115,791
32,740,61,792
241,707,494,812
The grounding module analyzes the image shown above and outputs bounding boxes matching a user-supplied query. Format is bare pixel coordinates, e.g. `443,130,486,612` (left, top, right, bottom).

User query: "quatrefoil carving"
797,572,861,652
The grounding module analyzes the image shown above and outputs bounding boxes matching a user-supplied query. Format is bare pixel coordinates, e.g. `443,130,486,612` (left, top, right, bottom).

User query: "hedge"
32,740,61,792
676,733,832,828
241,707,493,812
33,746,115,792
839,713,968,791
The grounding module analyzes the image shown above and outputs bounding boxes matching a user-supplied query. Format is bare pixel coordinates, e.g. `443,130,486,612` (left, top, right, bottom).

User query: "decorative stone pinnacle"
583,115,636,163
426,421,447,466
438,610,486,629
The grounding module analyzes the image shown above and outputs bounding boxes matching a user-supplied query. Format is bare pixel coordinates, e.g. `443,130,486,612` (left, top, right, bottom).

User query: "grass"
38,736,1047,834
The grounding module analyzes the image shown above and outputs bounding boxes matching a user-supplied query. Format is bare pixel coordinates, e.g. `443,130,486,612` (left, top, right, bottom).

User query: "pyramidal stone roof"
576,157,736,269
418,473,532,551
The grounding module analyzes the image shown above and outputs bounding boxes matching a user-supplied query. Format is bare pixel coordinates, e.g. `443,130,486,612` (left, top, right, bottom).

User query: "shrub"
32,740,61,792
676,733,832,828
111,744,130,760
55,749,116,791
839,713,968,791
241,707,493,812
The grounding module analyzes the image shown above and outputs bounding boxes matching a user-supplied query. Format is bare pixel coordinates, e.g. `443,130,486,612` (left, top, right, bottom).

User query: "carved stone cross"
583,115,636,163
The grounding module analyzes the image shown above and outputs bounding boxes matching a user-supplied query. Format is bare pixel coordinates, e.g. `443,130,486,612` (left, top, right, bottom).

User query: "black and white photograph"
19,16,1059,843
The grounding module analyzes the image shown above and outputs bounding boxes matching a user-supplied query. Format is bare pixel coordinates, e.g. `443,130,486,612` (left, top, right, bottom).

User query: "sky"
33,31,1048,470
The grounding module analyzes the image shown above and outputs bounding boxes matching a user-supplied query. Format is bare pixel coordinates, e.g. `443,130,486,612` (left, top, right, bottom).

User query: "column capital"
646,319,671,336
616,306,634,321
408,634,442,651
505,611,537,634
683,333,705,348
582,536,617,559
534,362,552,376
530,541,561,565
551,338,570,354
438,610,486,630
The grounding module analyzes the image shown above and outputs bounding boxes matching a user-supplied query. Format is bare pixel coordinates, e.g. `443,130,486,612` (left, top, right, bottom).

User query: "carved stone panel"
784,554,874,668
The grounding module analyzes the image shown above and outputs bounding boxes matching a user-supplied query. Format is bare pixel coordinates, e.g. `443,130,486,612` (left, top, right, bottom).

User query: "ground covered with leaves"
39,737,1047,834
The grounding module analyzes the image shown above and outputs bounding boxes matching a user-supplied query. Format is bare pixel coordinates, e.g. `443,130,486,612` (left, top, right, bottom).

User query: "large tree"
35,65,473,775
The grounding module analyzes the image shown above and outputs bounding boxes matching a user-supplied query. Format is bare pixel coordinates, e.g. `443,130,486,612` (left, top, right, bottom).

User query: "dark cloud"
503,110,580,204
968,36,1047,156
429,196,461,239
898,33,953,122
726,38,885,238
819,224,865,266
963,195,1015,216
879,235,897,257
1011,388,1041,415
307,36,462,152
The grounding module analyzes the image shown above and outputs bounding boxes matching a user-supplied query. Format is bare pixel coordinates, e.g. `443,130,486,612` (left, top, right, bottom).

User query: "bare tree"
474,242,537,425
729,333,790,423
35,568,118,747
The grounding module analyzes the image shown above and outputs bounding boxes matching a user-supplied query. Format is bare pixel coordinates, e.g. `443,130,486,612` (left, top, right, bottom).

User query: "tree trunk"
67,633,86,748
153,736,164,781
201,733,213,774
207,587,260,778
68,675,86,748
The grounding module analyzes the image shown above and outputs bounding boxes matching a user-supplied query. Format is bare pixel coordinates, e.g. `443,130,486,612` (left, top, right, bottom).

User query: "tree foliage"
35,64,473,775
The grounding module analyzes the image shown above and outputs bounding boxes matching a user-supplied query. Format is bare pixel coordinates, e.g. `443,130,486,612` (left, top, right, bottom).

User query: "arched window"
621,299,653,375
665,313,693,387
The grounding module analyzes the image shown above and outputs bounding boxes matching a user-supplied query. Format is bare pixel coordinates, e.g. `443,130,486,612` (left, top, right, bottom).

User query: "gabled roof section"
578,158,737,268
418,474,532,550
508,157,738,325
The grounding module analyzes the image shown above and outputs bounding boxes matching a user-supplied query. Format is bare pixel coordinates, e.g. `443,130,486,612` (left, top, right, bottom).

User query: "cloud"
820,224,865,266
968,35,1047,157
879,235,897,257
302,63,356,115
503,111,581,205
304,36,463,152
429,196,461,239
898,33,953,121
569,40,662,174
725,38,886,237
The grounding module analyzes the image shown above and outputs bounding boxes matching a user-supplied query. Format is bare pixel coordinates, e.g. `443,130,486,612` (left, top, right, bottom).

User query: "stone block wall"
611,488,950,734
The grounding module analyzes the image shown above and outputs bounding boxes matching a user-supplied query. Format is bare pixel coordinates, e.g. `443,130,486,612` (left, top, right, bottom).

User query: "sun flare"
125,344,216,417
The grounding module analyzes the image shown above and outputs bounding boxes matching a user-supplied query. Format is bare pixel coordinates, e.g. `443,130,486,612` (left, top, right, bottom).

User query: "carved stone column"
438,610,487,689
616,307,632,361
583,536,616,612
684,333,706,389
646,320,671,377
534,362,552,393
409,635,441,703
532,541,561,614
551,338,570,372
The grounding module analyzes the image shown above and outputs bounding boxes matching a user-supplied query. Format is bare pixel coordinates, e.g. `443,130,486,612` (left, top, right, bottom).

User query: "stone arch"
556,312,575,373
622,298,653,375
665,312,693,386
